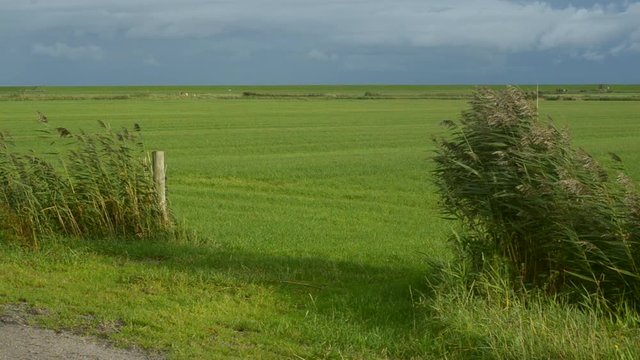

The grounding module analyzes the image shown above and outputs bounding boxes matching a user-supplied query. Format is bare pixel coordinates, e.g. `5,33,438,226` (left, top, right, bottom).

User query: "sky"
1,0,639,85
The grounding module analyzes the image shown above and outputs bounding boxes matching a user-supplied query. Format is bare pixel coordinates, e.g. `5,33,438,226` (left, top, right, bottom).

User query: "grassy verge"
425,263,640,359
0,237,435,359
4,239,639,359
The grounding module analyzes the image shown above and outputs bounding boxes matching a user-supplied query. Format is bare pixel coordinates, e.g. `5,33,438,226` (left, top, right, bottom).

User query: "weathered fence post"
152,150,168,223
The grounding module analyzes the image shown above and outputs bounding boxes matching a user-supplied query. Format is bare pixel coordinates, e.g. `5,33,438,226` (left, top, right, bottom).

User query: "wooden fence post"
152,150,168,222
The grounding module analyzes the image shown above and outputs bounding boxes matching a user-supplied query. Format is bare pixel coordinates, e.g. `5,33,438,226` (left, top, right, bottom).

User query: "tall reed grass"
433,86,640,308
0,119,171,247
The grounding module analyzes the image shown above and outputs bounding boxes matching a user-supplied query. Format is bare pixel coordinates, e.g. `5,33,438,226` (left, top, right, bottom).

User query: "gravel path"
0,303,163,360
0,323,159,360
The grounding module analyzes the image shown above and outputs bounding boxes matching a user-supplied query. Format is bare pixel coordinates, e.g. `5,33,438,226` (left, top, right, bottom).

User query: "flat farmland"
1,86,639,358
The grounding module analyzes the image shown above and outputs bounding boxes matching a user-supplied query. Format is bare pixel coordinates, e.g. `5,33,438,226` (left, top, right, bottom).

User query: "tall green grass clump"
424,262,640,359
433,86,640,307
0,120,171,246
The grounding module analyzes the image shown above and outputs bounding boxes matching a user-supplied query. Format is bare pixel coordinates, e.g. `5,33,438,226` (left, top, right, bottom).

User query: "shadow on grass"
1,235,497,358
25,236,451,357
83,238,430,326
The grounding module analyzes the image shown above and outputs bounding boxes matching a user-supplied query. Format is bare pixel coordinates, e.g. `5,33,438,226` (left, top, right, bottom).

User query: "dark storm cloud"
1,0,639,84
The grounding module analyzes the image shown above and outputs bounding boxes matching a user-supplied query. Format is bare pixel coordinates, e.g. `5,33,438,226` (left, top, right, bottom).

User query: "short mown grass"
1,86,640,358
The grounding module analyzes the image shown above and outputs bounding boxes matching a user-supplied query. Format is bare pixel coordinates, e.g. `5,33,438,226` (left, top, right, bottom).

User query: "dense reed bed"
433,86,640,308
0,119,171,246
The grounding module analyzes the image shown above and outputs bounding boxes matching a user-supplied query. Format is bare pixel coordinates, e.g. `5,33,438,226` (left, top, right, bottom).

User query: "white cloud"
5,1,640,60
31,42,104,61
582,51,606,61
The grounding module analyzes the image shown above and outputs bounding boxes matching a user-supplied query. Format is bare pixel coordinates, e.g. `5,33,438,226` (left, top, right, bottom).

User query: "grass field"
1,86,640,358
2,84,640,101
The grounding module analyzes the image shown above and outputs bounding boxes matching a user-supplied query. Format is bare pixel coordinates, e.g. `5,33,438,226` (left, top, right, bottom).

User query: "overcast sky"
1,0,639,85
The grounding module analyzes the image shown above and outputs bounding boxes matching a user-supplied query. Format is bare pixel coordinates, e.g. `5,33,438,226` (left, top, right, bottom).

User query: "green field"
2,84,640,101
1,86,640,358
